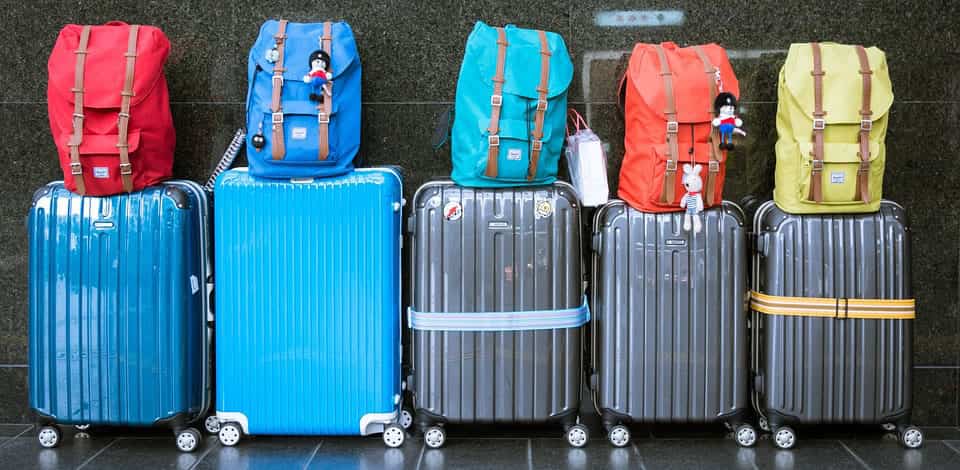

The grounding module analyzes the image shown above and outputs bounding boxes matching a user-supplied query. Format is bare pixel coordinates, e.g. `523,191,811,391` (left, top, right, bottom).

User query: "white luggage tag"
565,109,609,207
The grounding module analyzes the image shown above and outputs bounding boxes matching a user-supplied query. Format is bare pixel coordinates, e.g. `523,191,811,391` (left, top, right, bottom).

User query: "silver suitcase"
407,181,589,448
591,200,754,448
751,200,922,449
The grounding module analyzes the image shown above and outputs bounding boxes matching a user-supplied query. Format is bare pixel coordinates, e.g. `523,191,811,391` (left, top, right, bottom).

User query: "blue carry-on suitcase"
27,180,213,452
213,167,406,447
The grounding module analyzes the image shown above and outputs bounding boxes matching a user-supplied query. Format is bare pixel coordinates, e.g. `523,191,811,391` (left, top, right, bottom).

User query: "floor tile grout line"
75,438,118,470
188,441,218,470
630,441,649,470
941,440,960,456
838,440,874,470
0,425,33,450
414,441,426,470
526,438,533,470
302,440,324,469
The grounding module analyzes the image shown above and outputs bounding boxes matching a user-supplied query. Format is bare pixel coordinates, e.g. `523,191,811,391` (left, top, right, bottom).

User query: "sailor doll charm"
711,92,745,150
303,50,333,102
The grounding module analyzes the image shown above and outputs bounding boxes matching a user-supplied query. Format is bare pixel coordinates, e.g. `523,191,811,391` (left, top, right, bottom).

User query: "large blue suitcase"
27,180,212,452
213,167,405,447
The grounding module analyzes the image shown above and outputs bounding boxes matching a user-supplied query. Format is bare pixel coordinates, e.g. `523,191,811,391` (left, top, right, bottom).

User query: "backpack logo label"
291,127,308,140
507,149,522,161
93,167,109,178
443,201,463,221
830,171,845,184
535,200,554,218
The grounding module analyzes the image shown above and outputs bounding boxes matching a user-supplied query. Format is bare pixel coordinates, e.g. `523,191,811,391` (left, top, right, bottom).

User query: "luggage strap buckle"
811,159,824,171
536,99,548,111
812,118,826,131
666,121,679,133
835,298,849,320
272,75,283,87
665,159,678,172
318,113,329,124
860,119,873,131
70,162,83,175
272,112,284,124
532,139,543,151
119,163,133,175
858,161,871,173
490,94,503,107
708,161,720,173
488,135,500,147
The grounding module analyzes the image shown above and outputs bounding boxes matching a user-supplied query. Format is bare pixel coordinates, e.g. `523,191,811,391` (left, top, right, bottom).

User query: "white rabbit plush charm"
679,163,705,233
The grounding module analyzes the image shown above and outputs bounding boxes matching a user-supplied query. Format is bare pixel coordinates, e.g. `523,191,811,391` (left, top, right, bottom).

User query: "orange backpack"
618,42,739,213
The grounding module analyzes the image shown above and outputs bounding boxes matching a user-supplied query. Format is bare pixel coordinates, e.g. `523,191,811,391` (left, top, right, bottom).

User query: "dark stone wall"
1,1,958,425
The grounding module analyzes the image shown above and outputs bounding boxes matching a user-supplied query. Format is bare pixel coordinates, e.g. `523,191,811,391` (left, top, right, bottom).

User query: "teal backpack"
451,22,573,187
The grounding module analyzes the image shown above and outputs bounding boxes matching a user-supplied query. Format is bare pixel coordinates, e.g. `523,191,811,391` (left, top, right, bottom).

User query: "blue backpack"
246,20,361,179
451,22,573,187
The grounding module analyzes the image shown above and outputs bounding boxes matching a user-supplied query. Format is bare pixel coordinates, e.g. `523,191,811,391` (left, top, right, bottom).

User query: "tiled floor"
1,424,959,469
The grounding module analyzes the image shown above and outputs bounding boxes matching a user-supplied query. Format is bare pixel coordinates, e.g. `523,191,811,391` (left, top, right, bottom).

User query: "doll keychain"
710,68,745,150
303,50,333,102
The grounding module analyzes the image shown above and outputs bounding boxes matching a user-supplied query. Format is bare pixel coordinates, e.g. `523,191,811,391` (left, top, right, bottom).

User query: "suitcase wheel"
382,424,406,448
175,428,202,452
218,423,243,447
204,415,222,434
566,424,589,448
424,426,446,449
899,426,923,449
399,408,414,430
772,426,797,450
881,423,896,432
37,426,60,449
734,424,758,448
74,424,90,431
607,424,630,448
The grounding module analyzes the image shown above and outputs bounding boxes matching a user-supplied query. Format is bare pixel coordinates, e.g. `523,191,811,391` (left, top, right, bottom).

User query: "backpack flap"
250,20,359,87
782,43,893,125
626,42,739,124
48,23,170,109
470,22,573,100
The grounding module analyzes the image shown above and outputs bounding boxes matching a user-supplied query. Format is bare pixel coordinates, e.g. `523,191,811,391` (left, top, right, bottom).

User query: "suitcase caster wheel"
400,408,414,430
735,424,758,447
204,415,221,434
758,416,770,432
608,425,630,447
773,426,797,450
424,426,446,449
899,426,923,449
176,428,202,452
566,424,589,448
383,424,405,448
37,426,60,449
881,423,896,432
74,424,90,431
218,423,242,447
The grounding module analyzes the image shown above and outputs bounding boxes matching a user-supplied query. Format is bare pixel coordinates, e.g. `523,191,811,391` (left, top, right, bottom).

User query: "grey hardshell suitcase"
751,200,922,449
407,181,589,448
591,200,755,448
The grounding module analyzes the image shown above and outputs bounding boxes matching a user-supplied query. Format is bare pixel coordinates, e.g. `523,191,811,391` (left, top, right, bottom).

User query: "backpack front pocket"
258,100,340,165
649,142,718,208
796,141,882,204
477,118,551,182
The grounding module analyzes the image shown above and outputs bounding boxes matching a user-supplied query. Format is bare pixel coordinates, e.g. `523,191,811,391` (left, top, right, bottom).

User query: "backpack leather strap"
654,45,680,205
854,45,872,203
270,20,288,160
527,30,551,181
485,27,508,178
808,42,826,203
116,24,139,193
693,46,722,206
318,21,333,161
68,25,92,195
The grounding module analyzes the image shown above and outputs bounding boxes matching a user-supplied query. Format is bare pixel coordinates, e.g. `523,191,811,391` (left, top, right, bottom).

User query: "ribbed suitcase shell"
409,181,583,425
591,201,749,425
28,181,210,426
214,168,403,436
752,200,912,426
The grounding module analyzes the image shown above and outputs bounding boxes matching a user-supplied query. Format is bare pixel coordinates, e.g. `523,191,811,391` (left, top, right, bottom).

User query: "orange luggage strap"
808,42,826,203
750,291,915,320
116,24,139,193
854,45,873,203
693,46,722,207
68,26,92,195
318,21,333,161
654,45,680,205
484,27,508,178
526,30,551,181
270,20,288,160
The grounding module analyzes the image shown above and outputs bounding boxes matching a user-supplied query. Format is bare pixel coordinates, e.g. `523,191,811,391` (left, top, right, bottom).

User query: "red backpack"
618,42,739,213
48,22,174,196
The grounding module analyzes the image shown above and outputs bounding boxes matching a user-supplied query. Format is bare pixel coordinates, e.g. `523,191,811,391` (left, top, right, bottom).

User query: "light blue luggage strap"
408,296,590,331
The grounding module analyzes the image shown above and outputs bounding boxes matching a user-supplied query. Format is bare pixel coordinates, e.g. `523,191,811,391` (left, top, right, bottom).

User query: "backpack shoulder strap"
270,20,288,160
116,24,139,193
854,45,873,204
654,44,680,205
808,42,826,203
68,25,92,195
693,46,722,206
484,27,508,178
318,21,333,161
526,30,552,181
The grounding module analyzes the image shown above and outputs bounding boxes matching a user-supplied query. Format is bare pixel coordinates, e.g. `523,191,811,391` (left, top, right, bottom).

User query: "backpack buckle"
811,159,824,171
272,75,283,87
860,119,873,131
536,99,548,112
532,140,543,151
858,161,871,173
665,160,678,172
812,118,826,131
272,112,284,124
488,135,500,147
119,163,133,175
490,94,503,107
318,113,329,124
70,162,83,175
666,121,679,133
708,161,720,173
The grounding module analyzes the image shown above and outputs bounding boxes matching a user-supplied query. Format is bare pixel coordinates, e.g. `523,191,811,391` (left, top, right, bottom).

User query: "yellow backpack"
774,43,893,213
